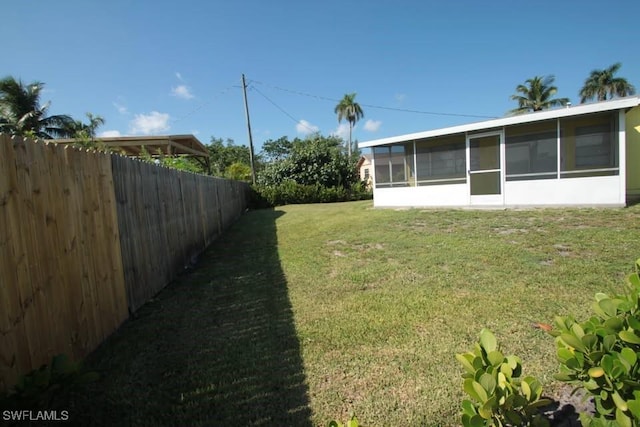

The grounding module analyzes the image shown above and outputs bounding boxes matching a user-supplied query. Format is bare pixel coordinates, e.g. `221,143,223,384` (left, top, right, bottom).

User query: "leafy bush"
257,134,358,189
249,182,371,208
457,329,551,426
551,258,640,426
329,415,359,427
0,354,98,411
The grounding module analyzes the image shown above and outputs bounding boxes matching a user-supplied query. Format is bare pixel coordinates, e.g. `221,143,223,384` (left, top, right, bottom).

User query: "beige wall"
626,106,640,197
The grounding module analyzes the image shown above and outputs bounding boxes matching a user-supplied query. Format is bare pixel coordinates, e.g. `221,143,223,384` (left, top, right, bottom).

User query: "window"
373,144,413,187
415,135,466,185
363,168,370,181
505,131,557,181
575,124,614,168
373,147,391,186
560,112,618,178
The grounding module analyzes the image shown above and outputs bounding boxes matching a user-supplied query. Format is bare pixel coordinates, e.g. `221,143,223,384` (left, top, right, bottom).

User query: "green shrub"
249,181,371,208
0,354,98,411
329,414,359,427
551,258,640,426
457,329,551,426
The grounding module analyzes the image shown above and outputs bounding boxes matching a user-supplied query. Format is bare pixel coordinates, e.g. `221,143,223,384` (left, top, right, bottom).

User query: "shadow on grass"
66,209,312,426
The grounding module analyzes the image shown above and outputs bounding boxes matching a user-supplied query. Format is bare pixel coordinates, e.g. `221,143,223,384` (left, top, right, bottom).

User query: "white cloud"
331,123,351,141
364,119,382,132
171,85,194,99
129,111,171,135
113,102,129,115
296,119,319,135
176,72,184,81
99,130,122,138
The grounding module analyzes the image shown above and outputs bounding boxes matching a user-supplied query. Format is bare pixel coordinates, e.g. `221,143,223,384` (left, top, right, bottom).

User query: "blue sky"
3,0,639,152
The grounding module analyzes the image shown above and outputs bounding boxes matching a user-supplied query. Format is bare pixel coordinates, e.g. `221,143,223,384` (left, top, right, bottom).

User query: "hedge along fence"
0,135,249,392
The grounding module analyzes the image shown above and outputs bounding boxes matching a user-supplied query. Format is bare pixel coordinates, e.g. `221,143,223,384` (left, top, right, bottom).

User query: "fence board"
112,157,249,312
1,135,249,392
0,136,129,392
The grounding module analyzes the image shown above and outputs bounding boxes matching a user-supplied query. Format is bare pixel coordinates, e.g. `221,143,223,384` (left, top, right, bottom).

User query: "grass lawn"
65,201,640,426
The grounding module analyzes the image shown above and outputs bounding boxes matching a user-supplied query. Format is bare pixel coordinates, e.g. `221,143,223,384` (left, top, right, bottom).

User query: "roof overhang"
359,96,640,148
52,134,209,157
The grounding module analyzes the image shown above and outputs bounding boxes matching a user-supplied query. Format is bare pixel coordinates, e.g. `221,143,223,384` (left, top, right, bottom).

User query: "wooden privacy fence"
112,155,248,312
0,135,249,392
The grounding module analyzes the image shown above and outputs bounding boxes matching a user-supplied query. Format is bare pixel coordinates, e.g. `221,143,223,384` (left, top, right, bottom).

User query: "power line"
250,85,318,133
170,83,238,125
250,79,499,119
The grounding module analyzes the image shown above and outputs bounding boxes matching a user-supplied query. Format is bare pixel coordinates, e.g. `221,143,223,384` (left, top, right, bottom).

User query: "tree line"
1,61,635,194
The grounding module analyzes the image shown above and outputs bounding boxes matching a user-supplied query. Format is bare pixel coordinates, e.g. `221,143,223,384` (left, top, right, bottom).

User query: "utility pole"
241,74,257,185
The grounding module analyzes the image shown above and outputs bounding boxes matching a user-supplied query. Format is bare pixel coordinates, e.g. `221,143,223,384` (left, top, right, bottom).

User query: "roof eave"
358,96,640,148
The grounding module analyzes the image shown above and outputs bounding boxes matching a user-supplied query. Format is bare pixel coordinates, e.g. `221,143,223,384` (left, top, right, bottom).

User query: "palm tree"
66,112,106,139
0,76,74,139
579,62,636,103
509,75,569,115
334,93,364,159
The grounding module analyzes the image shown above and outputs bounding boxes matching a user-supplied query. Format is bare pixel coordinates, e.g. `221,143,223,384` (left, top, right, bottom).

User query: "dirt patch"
327,240,347,246
494,228,529,235
553,244,573,257
539,382,594,426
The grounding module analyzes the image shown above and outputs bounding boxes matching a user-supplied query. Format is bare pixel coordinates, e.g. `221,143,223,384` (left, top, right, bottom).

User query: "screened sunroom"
359,97,640,208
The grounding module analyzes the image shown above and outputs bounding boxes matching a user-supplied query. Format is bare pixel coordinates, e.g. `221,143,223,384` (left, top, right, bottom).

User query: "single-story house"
356,153,373,188
358,96,640,208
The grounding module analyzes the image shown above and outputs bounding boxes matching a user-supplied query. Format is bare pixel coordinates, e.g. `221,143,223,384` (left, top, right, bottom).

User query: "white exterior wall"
373,184,468,208
503,176,623,207
373,176,624,208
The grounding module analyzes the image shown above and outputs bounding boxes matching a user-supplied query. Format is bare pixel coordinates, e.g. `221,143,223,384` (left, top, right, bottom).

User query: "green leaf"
464,378,488,403
487,350,504,367
457,353,477,374
478,396,497,419
553,372,574,382
557,347,575,363
461,400,478,416
504,409,523,425
603,334,617,352
598,298,619,317
522,376,542,401
328,421,342,427
627,398,640,418
628,272,640,288
465,414,486,427
581,334,598,350
479,329,497,353
571,323,585,338
559,333,586,352
619,330,640,344
521,378,532,401
612,390,628,412
619,349,635,370
589,367,605,378
615,407,632,427
346,416,359,427
627,316,640,331
479,373,496,395
595,292,610,302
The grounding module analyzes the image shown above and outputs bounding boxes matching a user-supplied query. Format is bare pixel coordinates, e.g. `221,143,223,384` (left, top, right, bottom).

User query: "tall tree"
579,62,636,103
334,93,364,159
0,76,74,138
509,75,569,115
66,112,105,139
